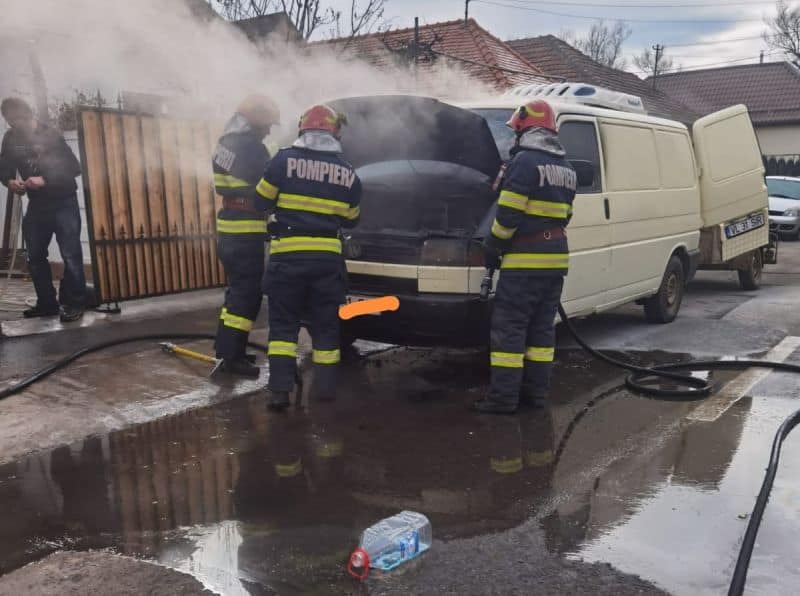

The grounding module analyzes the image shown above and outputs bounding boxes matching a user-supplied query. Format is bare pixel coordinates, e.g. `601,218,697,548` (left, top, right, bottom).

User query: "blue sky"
323,0,796,76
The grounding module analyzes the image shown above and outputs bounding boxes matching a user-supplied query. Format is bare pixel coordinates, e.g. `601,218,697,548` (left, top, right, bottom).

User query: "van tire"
644,256,685,324
737,249,763,291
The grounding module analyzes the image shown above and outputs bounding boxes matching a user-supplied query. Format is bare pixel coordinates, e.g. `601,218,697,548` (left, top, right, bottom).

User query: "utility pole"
465,0,471,25
760,50,765,64
651,44,663,89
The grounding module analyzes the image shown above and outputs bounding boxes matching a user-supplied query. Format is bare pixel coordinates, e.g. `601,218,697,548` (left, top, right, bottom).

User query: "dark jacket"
0,123,81,201
487,147,576,276
212,127,271,235
255,143,361,259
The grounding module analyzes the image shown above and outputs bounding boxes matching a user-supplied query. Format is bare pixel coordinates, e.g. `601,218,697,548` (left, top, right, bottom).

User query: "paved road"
1,243,799,594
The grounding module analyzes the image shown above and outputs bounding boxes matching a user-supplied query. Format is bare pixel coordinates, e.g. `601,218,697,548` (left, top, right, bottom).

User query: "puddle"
0,347,796,595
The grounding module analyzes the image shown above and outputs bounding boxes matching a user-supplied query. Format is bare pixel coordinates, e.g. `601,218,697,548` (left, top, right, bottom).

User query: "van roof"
456,97,688,131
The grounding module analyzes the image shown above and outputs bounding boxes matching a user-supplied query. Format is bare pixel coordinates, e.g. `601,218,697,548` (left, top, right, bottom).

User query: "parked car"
767,176,800,240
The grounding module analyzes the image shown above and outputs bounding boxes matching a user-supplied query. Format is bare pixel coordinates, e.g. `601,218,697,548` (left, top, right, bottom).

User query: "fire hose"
478,267,800,596
0,273,797,593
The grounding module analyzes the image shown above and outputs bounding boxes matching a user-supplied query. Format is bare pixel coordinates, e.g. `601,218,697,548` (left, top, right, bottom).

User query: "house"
232,12,304,45
652,61,800,162
507,34,698,125
313,18,549,93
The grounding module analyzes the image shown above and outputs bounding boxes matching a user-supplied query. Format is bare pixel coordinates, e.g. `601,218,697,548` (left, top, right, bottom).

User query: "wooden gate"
78,108,225,305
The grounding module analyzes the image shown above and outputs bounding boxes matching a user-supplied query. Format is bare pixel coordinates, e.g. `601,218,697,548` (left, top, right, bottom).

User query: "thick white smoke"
3,0,494,143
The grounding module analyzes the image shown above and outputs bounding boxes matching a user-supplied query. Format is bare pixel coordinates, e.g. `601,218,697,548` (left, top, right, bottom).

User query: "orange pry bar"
339,296,400,320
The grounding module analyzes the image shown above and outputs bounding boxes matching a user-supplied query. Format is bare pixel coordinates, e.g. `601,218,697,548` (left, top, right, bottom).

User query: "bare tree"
764,0,800,63
209,0,386,39
633,46,677,77
560,20,632,69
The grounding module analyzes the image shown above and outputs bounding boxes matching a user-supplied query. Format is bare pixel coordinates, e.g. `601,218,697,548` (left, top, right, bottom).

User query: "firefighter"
213,94,280,377
256,104,361,410
473,99,576,415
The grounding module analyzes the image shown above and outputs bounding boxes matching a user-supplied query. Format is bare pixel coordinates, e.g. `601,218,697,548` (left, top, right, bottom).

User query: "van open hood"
329,95,502,179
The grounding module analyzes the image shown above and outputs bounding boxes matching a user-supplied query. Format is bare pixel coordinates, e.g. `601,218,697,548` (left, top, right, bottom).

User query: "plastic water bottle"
347,511,432,579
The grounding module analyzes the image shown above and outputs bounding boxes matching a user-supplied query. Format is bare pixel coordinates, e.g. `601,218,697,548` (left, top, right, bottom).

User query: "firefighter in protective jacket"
473,99,576,415
256,104,361,410
213,94,279,377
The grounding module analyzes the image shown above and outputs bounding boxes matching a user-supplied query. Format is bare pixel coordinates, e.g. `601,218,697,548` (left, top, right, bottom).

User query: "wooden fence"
78,108,225,305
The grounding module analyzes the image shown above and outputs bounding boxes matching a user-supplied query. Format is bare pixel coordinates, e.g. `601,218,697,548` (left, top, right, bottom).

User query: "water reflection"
0,348,765,594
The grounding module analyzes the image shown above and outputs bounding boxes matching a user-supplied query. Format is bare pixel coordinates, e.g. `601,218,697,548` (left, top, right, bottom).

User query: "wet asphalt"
1,246,800,594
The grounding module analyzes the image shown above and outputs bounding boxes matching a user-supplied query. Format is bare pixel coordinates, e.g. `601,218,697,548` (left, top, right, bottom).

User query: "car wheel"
737,249,763,291
644,255,685,324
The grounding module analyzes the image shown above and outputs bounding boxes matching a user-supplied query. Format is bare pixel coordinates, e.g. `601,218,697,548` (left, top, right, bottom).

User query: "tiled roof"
651,61,800,126
508,35,698,124
313,18,548,91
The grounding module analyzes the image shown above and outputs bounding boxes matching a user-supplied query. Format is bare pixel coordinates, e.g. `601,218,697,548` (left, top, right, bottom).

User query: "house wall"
755,124,800,156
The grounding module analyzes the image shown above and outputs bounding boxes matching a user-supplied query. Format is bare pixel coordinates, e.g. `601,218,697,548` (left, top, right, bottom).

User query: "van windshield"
471,108,515,161
767,178,800,200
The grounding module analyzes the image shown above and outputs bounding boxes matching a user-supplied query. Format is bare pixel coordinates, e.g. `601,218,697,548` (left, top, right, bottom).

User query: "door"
692,104,768,228
558,117,612,316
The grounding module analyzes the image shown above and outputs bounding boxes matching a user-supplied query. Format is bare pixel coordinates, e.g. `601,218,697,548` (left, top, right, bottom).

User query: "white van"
332,87,771,347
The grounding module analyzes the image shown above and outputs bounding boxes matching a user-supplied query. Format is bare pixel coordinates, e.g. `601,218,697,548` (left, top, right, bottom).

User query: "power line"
473,0,767,23
665,35,766,47
496,0,775,7
635,51,782,75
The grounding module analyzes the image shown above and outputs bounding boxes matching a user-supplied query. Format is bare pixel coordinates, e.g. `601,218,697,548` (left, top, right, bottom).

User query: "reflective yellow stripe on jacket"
216,219,267,234
526,199,570,219
256,178,279,200
491,219,517,240
278,193,356,219
501,253,569,270
214,173,250,189
498,190,528,211
269,236,342,255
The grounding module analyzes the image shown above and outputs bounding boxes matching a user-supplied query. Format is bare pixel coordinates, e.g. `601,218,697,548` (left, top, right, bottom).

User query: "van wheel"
737,249,763,291
644,256,685,324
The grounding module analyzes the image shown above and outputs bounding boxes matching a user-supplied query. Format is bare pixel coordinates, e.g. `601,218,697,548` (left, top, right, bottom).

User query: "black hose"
2,312,800,594
0,333,267,401
557,303,800,595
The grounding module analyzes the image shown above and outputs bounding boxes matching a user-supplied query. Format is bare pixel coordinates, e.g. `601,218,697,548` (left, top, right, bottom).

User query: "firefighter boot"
471,398,518,415
221,357,261,378
267,389,291,412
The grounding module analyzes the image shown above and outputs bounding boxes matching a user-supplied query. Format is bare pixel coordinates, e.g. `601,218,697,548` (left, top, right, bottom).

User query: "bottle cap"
347,548,370,580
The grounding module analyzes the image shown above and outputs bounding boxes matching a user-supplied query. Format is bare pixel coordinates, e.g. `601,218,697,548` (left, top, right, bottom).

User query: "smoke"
3,0,495,144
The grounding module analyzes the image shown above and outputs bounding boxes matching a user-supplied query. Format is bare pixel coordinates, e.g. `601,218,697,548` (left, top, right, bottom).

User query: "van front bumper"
343,292,490,347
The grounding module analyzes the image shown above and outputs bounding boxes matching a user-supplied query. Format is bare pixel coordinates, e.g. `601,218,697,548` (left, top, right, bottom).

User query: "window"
471,108,515,161
600,122,659,192
767,178,800,200
559,120,602,193
655,129,696,189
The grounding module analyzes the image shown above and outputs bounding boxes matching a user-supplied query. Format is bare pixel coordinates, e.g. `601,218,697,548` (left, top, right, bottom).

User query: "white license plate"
345,294,381,314
725,213,765,239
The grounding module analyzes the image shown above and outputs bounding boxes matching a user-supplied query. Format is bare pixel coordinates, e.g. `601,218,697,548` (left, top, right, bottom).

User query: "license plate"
345,295,380,314
725,213,765,239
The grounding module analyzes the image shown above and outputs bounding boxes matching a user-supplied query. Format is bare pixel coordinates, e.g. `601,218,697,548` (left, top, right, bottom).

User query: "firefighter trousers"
488,274,564,405
216,233,265,360
264,257,346,397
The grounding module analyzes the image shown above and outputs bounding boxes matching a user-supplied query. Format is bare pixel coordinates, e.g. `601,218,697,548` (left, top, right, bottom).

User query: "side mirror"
570,160,595,189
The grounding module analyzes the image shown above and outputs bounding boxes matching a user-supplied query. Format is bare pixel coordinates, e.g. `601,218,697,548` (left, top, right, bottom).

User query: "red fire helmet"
298,104,346,138
506,99,557,134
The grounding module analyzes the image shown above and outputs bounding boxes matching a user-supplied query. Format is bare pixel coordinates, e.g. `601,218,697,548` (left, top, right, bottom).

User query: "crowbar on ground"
160,342,223,376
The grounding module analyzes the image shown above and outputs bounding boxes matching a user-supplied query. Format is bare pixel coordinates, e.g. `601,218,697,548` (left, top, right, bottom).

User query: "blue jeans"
22,195,86,309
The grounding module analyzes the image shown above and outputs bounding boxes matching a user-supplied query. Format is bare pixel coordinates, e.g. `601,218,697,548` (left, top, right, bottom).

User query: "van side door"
558,117,612,315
